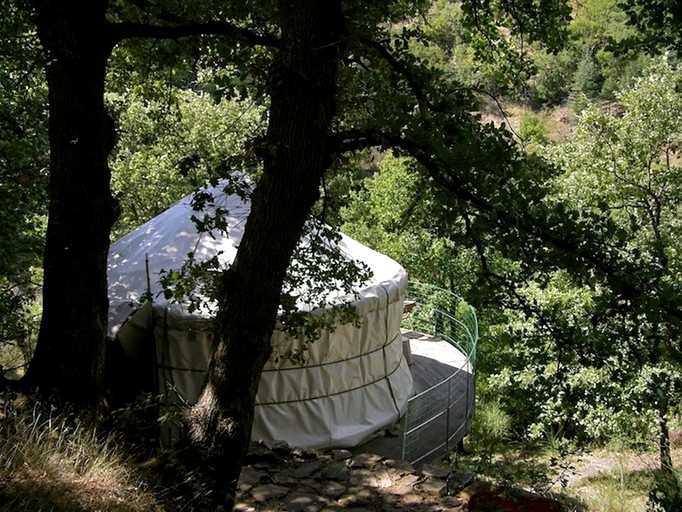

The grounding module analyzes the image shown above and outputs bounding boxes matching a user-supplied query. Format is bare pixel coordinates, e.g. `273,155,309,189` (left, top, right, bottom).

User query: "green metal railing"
400,282,478,464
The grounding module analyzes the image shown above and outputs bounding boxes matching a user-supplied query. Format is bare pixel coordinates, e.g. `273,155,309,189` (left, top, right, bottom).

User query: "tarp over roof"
108,179,406,329
106,179,413,449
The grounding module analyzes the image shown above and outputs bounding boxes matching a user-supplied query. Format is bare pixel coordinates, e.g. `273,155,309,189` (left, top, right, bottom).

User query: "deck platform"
351,330,475,464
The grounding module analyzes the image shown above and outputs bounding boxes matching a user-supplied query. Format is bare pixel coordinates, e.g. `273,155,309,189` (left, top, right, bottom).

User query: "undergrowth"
2,391,681,512
0,394,163,511
458,398,682,512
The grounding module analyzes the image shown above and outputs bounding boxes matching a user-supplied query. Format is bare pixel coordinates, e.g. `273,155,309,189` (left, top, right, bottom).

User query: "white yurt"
106,178,413,449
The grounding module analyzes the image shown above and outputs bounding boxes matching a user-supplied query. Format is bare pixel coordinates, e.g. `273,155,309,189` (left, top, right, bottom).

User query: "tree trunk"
22,1,118,408
185,1,343,508
659,399,674,473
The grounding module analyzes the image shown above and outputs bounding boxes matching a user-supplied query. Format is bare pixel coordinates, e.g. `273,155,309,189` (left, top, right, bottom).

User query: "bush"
648,474,682,512
519,112,550,148
468,398,512,451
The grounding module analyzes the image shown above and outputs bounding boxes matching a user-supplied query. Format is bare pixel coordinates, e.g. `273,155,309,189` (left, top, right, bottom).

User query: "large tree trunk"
185,1,343,508
22,1,118,408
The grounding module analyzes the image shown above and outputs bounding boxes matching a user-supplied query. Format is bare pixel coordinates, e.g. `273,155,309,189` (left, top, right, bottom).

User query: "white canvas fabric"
107,180,413,449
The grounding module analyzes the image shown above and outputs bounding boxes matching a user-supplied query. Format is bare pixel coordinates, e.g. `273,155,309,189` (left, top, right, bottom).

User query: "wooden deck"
403,330,472,395
352,331,475,464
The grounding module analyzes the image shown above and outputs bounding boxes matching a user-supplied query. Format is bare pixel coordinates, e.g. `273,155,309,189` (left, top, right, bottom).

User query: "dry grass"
561,446,682,512
0,397,163,511
458,433,682,512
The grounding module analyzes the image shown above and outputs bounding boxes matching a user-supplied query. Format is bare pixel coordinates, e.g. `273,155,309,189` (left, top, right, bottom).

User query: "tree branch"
333,127,682,322
108,20,279,48
360,37,436,112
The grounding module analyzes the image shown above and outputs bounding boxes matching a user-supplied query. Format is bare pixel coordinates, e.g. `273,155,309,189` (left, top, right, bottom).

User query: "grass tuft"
0,395,163,511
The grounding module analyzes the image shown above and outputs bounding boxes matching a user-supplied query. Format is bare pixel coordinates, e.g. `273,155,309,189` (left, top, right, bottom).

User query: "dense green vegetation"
1,0,682,509
337,0,681,465
0,4,47,377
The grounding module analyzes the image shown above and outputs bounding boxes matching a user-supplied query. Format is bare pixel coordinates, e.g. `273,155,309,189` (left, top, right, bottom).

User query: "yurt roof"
107,178,406,336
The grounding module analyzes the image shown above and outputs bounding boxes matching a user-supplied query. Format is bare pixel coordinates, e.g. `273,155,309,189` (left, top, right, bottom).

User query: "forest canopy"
1,0,681,509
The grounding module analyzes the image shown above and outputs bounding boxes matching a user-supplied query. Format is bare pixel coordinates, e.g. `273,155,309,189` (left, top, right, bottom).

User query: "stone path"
232,333,480,511
234,441,475,512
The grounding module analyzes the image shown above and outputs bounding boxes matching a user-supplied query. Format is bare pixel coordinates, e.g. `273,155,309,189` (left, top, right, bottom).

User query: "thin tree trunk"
659,399,674,473
22,1,118,408
185,1,343,508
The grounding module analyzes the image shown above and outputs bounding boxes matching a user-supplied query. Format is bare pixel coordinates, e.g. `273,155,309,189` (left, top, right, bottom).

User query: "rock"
458,480,491,502
421,463,451,479
282,491,328,512
331,449,353,461
382,492,403,506
399,492,423,507
389,484,416,497
240,438,480,511
250,483,290,503
350,452,383,469
337,487,375,506
328,508,373,512
261,438,292,454
238,465,268,488
447,469,475,493
272,468,299,485
418,476,448,496
292,447,321,460
320,461,351,481
233,502,256,512
365,467,393,488
245,443,282,465
381,503,403,512
440,495,464,509
296,478,321,492
383,458,415,474
292,460,324,478
394,473,420,488
349,468,374,487
319,481,347,499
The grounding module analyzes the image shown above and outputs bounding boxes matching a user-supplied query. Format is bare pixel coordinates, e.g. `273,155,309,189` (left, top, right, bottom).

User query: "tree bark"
185,1,344,508
659,399,674,473
22,1,119,408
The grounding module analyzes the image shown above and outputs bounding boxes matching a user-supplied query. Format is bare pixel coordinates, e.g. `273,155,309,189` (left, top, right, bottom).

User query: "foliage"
6,0,682,505
107,83,266,238
339,37,682,465
526,47,575,106
571,51,604,98
567,0,641,101
470,59,682,452
408,0,572,101
276,220,372,363
541,59,682,443
0,2,48,375
477,59,682,451
518,112,550,148
467,398,512,451
341,153,479,296
408,0,651,108
648,473,682,512
620,0,682,53
524,0,646,106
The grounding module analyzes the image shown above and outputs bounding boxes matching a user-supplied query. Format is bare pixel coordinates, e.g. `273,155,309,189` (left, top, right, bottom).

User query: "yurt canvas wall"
107,180,413,449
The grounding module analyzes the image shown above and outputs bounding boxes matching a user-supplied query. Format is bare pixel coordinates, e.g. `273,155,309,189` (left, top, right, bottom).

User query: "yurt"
106,178,413,449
